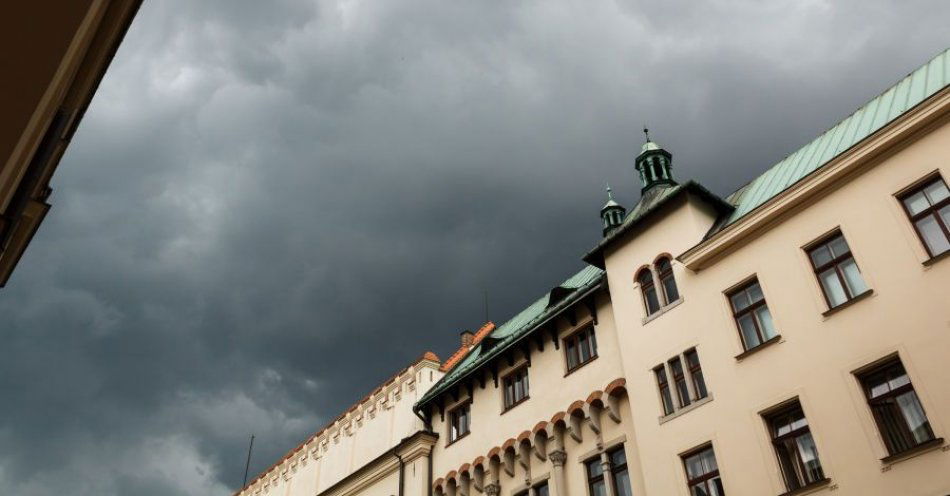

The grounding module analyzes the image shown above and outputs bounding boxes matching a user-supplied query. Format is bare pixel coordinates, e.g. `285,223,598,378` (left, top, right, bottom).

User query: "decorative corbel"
583,296,598,325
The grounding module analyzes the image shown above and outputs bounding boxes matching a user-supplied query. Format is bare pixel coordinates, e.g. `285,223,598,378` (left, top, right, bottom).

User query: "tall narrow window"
728,279,777,350
765,402,825,491
684,348,708,400
638,268,661,316
503,366,529,410
586,457,607,496
448,402,471,444
655,366,675,415
899,175,950,258
807,232,869,308
657,257,680,303
565,326,598,373
857,358,936,456
609,446,633,496
669,356,691,408
682,445,724,496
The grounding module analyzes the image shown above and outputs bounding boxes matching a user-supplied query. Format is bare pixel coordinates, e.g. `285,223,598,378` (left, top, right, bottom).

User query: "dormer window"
638,268,661,316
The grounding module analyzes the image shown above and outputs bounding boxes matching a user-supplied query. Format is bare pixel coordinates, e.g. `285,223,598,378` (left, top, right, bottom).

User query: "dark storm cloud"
0,1,946,493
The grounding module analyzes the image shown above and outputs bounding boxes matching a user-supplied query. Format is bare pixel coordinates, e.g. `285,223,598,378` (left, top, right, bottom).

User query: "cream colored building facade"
237,354,444,496
246,49,950,496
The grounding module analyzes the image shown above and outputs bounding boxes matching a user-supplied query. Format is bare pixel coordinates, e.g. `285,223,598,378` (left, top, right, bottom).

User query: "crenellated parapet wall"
236,352,444,496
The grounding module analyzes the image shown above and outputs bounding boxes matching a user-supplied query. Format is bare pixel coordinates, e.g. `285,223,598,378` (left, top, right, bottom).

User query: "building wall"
429,294,645,496
604,117,950,495
239,357,443,496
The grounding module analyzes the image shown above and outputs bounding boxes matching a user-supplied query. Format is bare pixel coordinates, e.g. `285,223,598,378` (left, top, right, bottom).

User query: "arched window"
657,257,679,303
638,268,661,316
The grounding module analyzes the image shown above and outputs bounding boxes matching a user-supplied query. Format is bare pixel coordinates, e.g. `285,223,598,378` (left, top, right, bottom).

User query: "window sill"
501,396,529,415
564,355,598,377
923,249,950,266
642,297,684,325
735,335,783,361
821,289,873,317
777,478,831,496
658,394,713,425
880,437,944,465
445,431,470,448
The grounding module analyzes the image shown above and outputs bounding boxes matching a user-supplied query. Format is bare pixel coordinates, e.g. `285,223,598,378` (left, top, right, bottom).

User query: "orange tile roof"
440,322,495,372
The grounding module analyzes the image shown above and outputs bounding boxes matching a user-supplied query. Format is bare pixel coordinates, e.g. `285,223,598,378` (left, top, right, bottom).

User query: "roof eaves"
582,181,733,268
415,272,604,411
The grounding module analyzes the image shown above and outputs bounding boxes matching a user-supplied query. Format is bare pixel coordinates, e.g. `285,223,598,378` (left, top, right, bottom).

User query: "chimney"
460,330,475,348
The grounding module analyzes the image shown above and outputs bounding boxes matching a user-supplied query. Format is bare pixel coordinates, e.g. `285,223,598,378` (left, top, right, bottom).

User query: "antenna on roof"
483,287,489,324
242,434,255,490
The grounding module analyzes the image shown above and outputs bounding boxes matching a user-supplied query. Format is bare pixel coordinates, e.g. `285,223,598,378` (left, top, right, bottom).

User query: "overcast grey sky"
1,1,947,494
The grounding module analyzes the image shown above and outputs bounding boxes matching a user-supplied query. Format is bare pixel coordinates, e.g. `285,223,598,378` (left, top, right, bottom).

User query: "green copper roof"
716,48,950,231
416,265,604,409
640,140,661,154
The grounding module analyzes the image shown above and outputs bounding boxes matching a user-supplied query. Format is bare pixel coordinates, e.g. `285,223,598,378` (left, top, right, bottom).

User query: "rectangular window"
586,457,607,496
684,348,708,400
565,326,598,372
503,366,529,410
764,401,824,491
655,366,675,415
534,482,549,496
728,279,777,350
609,446,633,496
669,356,691,408
448,402,471,443
682,445,724,496
857,358,936,456
586,447,633,496
899,175,950,258
807,232,869,308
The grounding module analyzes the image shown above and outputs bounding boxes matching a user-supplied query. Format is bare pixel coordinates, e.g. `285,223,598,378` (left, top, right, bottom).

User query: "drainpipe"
395,453,405,496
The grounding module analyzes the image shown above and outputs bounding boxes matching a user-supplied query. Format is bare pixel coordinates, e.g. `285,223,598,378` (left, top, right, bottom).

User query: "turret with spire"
634,128,676,192
600,184,626,237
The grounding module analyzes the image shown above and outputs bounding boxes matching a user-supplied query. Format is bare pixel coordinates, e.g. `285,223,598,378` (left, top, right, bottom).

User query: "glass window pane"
535,483,549,496
645,287,661,314
591,480,607,496
638,270,652,285
828,235,850,258
690,486,709,496
795,432,824,483
755,306,777,339
737,314,761,349
710,478,725,496
701,448,718,472
746,282,764,303
809,245,833,267
610,448,626,467
896,391,934,444
923,180,950,204
819,268,848,306
614,469,632,496
663,275,680,302
730,291,750,312
692,370,708,399
684,454,704,479
915,215,950,255
587,459,603,478
903,191,931,215
939,204,950,229
839,258,868,296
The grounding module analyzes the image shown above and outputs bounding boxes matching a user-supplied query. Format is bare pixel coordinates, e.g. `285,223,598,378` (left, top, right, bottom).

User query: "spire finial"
643,126,650,143
606,182,614,200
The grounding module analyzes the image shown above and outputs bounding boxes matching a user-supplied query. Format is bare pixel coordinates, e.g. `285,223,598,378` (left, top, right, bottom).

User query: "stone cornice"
679,86,950,271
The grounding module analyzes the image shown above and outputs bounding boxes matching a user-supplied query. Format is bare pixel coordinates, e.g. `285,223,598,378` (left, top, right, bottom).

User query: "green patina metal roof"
715,47,950,231
416,48,950,411
416,265,604,409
